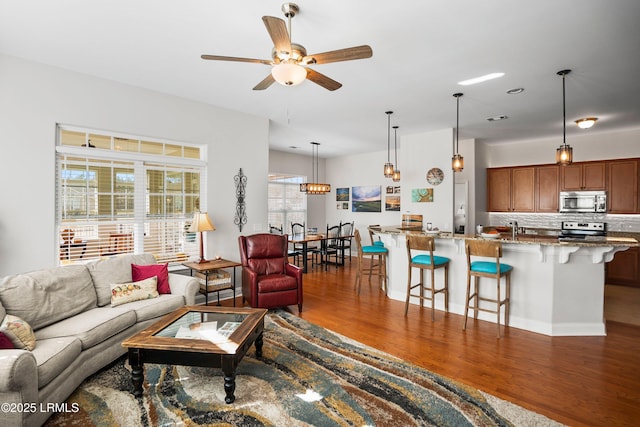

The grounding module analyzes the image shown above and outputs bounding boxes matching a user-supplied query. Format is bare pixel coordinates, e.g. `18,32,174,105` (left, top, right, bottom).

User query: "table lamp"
189,212,215,263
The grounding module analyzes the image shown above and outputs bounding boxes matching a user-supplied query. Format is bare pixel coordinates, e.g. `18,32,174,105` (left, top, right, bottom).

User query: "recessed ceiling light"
289,145,298,149
506,87,524,95
487,115,508,122
458,72,505,86
575,117,598,129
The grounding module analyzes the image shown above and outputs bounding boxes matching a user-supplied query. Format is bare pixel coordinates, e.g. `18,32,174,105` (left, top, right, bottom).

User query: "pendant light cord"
394,126,398,166
562,73,566,146
386,111,392,162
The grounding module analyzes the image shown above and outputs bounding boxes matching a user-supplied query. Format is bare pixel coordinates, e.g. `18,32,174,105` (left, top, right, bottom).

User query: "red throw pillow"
0,331,15,349
131,263,170,294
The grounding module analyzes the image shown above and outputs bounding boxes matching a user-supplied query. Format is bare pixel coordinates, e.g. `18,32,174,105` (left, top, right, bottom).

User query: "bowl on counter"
424,229,440,235
481,232,501,239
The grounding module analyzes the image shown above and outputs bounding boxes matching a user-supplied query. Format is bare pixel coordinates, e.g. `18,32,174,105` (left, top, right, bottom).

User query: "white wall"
325,129,458,238
0,54,269,276
268,149,326,232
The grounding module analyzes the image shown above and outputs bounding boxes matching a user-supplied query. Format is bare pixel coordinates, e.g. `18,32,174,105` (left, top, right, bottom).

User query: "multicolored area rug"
46,310,562,426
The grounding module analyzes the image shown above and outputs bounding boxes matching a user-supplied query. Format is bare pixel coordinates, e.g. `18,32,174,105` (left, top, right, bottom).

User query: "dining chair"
339,221,354,262
314,225,340,270
291,222,318,266
462,239,513,338
405,234,450,320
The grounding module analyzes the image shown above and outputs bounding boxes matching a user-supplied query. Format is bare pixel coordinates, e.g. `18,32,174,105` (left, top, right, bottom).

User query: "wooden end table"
122,306,267,404
182,259,241,305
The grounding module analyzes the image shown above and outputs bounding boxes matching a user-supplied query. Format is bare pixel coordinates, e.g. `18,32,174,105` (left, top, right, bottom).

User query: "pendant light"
383,111,395,178
451,93,464,172
556,69,573,165
300,142,331,195
392,125,401,182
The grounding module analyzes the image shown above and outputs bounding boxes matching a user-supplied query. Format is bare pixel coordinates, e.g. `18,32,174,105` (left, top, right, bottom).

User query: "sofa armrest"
168,273,200,305
0,349,38,402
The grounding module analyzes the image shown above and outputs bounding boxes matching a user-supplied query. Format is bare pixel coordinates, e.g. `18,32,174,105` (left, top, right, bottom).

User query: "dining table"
288,233,353,273
288,233,324,273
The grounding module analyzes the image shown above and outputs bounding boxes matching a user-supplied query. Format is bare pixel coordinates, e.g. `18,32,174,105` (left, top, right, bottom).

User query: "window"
56,126,206,266
268,174,306,234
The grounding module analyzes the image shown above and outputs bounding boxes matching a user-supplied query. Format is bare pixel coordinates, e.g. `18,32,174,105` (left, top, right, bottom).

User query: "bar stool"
354,229,388,295
405,234,450,320
462,239,513,338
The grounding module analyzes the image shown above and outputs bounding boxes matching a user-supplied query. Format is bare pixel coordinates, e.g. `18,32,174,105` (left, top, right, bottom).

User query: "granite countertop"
372,226,640,248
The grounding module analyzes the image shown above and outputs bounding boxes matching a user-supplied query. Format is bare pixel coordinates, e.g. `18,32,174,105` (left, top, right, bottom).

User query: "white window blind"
268,174,307,234
56,125,206,267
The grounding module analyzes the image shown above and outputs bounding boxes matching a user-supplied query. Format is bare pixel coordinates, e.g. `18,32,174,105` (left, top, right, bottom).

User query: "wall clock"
426,168,444,185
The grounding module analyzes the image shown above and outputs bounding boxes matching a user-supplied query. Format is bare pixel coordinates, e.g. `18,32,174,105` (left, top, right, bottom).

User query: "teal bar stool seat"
405,234,450,320
355,229,388,295
463,239,513,338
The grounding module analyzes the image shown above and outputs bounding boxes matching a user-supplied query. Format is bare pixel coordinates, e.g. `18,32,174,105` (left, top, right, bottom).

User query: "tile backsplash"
488,213,640,233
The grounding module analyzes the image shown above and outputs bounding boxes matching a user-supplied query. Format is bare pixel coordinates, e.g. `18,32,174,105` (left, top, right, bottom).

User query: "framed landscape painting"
352,185,382,212
336,187,349,201
385,195,400,211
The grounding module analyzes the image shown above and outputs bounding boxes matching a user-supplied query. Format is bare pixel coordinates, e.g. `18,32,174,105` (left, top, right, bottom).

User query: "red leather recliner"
238,233,303,312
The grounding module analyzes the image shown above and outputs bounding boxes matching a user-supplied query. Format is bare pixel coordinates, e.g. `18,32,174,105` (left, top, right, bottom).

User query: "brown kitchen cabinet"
606,246,640,288
536,165,559,212
487,167,535,212
607,159,638,214
560,161,606,191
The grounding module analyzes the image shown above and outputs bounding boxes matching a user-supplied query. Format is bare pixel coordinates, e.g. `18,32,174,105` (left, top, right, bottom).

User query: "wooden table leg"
129,348,144,397
255,332,263,358
223,371,236,403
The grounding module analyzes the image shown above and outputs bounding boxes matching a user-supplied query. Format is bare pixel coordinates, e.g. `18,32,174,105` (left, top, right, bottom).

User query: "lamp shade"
189,212,215,232
271,63,307,86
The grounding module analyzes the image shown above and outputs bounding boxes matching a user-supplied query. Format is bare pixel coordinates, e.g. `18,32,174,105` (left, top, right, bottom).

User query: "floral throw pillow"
110,276,159,307
0,314,36,350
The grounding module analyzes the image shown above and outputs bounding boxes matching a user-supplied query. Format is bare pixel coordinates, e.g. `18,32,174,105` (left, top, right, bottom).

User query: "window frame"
56,125,207,267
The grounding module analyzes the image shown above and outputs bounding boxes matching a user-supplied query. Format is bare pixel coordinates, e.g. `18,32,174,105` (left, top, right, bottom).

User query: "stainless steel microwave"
559,191,607,213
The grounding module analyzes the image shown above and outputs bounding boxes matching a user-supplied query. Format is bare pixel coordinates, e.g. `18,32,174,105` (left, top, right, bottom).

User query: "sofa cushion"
132,263,170,294
0,264,96,330
110,276,159,307
124,294,185,323
35,307,136,350
1,314,36,350
87,254,157,306
32,336,82,388
0,331,14,349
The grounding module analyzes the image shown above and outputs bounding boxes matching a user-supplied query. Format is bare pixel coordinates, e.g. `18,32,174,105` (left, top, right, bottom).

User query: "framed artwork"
411,188,433,202
352,185,382,212
385,195,400,211
336,202,349,210
336,187,349,201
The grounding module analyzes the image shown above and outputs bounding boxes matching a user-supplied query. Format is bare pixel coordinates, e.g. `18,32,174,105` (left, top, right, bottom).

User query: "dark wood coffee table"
122,306,267,403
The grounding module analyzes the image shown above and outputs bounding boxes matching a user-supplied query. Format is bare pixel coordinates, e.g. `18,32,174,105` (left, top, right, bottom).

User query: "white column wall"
325,129,470,239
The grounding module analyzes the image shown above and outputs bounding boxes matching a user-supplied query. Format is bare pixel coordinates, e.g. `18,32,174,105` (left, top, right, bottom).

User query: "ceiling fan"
201,2,373,91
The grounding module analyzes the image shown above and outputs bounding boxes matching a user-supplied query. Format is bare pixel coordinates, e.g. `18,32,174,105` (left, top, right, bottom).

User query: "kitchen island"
371,226,639,336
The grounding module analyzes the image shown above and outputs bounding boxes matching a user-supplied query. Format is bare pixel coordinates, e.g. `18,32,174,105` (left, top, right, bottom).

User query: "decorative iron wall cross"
234,168,247,231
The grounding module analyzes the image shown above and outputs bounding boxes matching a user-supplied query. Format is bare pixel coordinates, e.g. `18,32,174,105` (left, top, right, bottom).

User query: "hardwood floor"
227,258,640,426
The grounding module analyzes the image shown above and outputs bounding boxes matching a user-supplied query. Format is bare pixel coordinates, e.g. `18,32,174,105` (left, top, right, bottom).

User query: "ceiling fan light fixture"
271,62,307,86
575,117,598,129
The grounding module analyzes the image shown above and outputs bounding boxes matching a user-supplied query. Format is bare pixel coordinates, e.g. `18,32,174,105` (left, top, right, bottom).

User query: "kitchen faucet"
509,221,518,240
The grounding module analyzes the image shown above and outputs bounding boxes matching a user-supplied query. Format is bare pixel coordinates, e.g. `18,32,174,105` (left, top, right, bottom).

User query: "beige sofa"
0,254,199,427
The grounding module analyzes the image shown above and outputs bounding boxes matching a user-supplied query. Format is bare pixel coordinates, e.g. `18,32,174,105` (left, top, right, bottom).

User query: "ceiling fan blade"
201,54,272,65
262,16,291,58
253,74,276,90
302,45,373,65
306,68,342,91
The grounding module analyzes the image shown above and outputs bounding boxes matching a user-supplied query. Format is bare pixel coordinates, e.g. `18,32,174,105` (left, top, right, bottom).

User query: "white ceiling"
2,0,639,158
